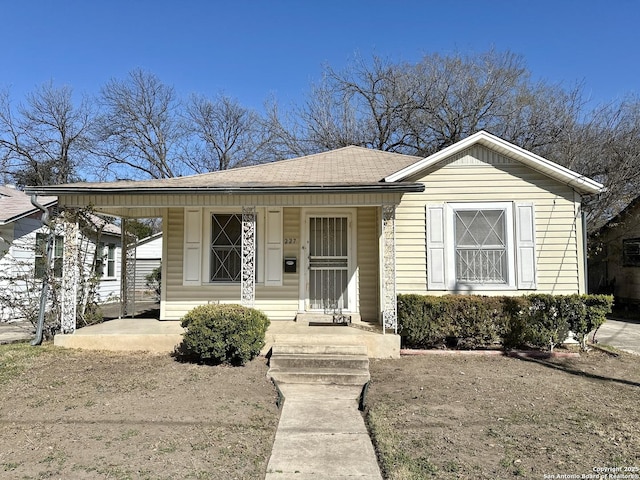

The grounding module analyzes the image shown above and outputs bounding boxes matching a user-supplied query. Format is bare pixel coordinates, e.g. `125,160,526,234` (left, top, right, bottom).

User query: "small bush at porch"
178,304,270,365
397,293,613,351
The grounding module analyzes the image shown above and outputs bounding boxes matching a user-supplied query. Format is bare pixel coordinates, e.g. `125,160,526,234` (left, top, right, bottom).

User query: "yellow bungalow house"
27,131,603,356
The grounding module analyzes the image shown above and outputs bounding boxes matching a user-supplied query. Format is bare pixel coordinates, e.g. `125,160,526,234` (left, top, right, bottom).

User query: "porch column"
120,219,136,318
382,204,398,333
241,206,256,307
61,217,79,333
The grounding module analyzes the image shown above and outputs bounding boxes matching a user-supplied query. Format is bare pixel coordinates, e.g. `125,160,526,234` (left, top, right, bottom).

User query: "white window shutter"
515,203,536,289
426,204,446,290
265,208,283,286
183,208,202,285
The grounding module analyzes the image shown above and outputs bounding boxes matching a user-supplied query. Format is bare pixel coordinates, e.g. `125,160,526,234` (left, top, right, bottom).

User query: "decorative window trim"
426,202,536,292
209,212,243,283
181,207,283,288
446,202,515,290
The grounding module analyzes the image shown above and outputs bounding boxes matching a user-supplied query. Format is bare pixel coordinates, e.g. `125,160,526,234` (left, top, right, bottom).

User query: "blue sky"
1,0,638,111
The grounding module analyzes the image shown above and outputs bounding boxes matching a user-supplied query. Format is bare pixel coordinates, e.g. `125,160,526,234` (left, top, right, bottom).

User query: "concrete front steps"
267,344,370,386
263,322,400,358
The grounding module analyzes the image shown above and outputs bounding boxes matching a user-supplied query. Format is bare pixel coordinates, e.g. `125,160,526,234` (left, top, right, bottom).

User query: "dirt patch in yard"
0,344,279,479
366,349,640,479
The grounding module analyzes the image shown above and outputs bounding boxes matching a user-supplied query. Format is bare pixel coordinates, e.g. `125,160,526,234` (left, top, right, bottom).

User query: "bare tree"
184,94,267,172
263,51,543,157
565,97,640,229
0,82,92,186
92,69,185,180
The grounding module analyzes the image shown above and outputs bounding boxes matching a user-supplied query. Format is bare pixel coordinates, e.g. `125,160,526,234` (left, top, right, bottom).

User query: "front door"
307,216,350,311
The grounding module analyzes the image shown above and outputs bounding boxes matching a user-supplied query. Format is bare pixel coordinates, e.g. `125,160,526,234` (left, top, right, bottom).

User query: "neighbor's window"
210,213,242,282
35,233,63,279
106,243,116,277
454,208,508,284
623,238,640,267
96,242,117,277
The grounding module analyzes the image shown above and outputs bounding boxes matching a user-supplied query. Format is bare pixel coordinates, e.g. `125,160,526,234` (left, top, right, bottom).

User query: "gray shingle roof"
27,146,423,193
0,186,57,225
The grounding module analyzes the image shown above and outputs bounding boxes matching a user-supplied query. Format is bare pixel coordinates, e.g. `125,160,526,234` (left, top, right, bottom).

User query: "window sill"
447,283,516,292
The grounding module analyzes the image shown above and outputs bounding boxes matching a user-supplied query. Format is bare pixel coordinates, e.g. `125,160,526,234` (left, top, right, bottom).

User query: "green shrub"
521,294,570,351
398,293,613,352
501,296,531,349
397,295,451,348
178,304,270,365
145,265,162,299
398,294,506,349
446,295,506,349
574,294,613,349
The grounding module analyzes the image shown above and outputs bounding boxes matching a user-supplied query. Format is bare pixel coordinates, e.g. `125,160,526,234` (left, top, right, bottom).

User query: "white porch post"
61,217,79,333
241,206,256,307
382,204,398,333
120,219,136,318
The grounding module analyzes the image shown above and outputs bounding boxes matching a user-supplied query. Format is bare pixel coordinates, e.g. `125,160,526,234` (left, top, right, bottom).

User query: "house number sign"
284,238,297,244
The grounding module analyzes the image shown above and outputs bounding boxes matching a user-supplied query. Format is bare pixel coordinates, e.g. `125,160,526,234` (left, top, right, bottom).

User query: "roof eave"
26,183,425,196
0,200,58,225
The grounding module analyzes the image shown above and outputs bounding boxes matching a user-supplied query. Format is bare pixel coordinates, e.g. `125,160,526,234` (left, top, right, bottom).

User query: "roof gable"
384,131,604,195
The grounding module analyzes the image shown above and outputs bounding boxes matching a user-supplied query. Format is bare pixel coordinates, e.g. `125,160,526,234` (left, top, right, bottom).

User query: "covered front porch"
53,317,401,358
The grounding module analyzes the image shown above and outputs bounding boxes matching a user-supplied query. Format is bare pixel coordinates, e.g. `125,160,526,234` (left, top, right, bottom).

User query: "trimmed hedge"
398,294,613,351
178,304,270,365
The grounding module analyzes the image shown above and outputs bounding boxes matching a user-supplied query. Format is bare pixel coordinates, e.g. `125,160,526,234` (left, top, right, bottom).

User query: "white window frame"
96,242,118,279
445,202,516,291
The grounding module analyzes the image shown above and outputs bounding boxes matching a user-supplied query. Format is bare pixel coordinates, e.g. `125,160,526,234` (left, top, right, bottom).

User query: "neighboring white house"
0,185,122,322
135,232,163,298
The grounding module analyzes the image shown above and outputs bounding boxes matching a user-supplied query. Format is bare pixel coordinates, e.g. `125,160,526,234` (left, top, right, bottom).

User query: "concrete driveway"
592,318,640,355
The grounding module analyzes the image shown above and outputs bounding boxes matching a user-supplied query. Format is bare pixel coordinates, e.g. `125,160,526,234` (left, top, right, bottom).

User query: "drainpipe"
30,195,54,346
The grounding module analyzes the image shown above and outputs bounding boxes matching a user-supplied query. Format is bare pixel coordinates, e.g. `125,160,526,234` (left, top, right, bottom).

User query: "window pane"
623,238,640,267
35,257,46,279
211,214,242,282
53,258,63,278
456,210,505,247
455,209,507,283
35,233,46,256
212,214,241,246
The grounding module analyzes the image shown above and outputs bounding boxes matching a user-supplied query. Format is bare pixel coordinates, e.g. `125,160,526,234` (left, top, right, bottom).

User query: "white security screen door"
308,216,349,311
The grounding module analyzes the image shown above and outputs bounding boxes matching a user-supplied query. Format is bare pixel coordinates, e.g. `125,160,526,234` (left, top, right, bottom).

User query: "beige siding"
160,207,301,321
160,205,382,322
357,207,380,322
396,145,584,296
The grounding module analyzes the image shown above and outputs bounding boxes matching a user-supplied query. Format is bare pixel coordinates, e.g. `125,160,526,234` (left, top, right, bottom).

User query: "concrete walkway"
592,318,640,355
265,384,382,480
0,320,33,344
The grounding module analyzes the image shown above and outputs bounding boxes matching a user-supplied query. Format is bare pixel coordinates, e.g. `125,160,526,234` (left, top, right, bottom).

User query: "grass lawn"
0,343,280,479
365,350,640,479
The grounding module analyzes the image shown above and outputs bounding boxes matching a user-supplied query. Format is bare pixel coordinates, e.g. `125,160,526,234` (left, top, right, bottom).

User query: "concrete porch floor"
53,319,400,358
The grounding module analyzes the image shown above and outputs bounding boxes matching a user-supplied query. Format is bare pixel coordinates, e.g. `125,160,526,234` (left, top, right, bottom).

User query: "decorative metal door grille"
210,214,242,282
455,209,507,283
308,217,349,311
